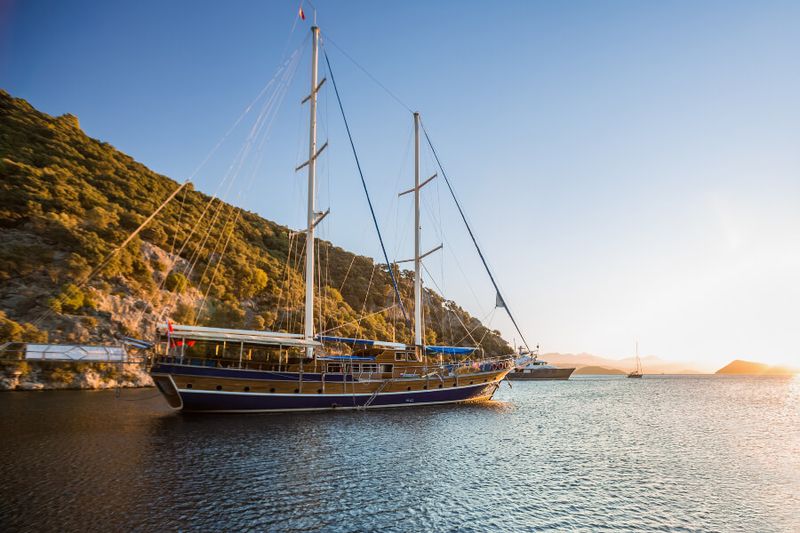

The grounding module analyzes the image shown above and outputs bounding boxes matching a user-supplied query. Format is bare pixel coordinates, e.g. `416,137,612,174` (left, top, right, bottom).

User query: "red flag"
187,340,196,347
167,320,174,333
298,6,306,20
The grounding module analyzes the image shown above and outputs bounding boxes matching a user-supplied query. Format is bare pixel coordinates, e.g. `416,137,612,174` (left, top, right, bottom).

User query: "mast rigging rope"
421,121,532,353
323,49,409,325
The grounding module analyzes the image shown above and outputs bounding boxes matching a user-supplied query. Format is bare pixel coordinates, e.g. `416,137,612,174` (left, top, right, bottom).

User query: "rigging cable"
323,49,409,324
420,121,532,353
421,262,480,348
322,33,413,114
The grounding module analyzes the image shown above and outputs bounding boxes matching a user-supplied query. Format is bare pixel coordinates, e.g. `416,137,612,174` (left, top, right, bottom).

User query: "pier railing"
0,342,147,365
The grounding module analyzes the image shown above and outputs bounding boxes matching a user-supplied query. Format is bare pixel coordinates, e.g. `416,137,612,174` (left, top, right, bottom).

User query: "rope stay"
32,179,188,328
420,122,532,353
323,49,409,324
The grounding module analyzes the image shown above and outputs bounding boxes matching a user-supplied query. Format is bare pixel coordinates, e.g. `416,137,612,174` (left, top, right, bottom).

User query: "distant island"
573,365,626,375
715,359,796,376
544,352,704,374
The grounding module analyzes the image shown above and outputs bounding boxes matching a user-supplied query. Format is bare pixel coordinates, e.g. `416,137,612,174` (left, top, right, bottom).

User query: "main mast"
398,112,440,351
304,25,320,358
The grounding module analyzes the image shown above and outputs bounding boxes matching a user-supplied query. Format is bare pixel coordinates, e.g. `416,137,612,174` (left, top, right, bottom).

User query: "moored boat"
150,326,510,412
507,359,575,381
149,22,517,412
506,348,574,381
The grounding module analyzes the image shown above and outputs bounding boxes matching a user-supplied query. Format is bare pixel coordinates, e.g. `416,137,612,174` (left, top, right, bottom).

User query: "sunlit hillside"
0,90,510,354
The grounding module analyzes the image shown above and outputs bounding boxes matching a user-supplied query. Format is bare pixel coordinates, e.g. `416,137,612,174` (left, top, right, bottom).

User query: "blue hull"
178,383,498,412
151,362,508,413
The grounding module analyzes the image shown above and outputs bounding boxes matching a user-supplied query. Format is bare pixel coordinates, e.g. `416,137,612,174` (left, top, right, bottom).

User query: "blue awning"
318,336,375,346
425,345,477,355
317,336,407,349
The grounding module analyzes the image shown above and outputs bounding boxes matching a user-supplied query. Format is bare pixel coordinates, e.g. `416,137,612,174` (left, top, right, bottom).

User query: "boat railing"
152,353,514,379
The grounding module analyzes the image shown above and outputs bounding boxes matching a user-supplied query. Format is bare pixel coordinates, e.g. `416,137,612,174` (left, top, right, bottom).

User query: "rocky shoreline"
0,362,153,391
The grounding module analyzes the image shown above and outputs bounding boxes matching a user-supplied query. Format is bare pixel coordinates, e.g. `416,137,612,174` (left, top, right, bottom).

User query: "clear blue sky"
3,0,799,369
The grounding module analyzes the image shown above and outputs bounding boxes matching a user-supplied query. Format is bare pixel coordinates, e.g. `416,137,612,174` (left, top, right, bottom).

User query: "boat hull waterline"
152,365,510,412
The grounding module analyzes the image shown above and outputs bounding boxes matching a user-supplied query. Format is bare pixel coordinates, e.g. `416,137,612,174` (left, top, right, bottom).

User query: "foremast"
413,113,422,347
302,25,326,358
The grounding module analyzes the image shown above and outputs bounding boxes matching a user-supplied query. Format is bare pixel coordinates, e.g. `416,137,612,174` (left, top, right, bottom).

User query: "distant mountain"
715,360,796,376
542,352,705,374
572,365,626,375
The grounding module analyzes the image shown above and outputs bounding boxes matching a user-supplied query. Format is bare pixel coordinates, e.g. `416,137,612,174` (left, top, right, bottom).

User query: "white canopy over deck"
158,323,322,348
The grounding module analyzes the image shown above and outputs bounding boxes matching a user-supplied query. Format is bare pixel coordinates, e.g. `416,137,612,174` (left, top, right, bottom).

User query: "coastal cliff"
0,361,152,391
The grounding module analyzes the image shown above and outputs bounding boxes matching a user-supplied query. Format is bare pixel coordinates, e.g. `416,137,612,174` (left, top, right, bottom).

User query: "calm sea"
0,375,798,532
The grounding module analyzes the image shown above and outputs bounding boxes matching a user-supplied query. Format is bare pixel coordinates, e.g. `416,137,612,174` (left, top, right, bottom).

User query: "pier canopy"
24,344,128,362
158,324,321,348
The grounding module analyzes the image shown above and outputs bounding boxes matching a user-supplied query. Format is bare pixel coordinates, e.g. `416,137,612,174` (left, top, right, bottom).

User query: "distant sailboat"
627,341,643,378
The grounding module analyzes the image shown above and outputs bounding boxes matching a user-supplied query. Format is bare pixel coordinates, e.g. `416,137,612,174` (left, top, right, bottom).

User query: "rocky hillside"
0,90,510,354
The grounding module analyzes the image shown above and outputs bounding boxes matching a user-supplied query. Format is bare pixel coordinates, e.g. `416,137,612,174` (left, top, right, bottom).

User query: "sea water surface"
1,375,798,532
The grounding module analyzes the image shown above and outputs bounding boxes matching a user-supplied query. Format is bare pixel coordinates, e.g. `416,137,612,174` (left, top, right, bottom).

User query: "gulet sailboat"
150,25,515,412
627,342,644,379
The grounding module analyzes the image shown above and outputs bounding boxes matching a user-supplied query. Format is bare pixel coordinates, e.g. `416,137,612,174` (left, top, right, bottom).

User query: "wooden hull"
506,367,575,380
151,363,510,413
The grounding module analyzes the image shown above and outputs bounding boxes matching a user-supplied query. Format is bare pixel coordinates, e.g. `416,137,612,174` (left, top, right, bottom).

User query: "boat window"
380,364,393,373
361,363,378,373
406,351,418,362
395,353,405,361
327,363,342,373
350,363,361,373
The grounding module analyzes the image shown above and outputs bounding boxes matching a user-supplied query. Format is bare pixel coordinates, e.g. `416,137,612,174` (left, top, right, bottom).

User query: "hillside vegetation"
0,90,510,354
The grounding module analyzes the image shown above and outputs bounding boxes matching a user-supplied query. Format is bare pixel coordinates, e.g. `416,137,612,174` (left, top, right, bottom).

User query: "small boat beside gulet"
507,347,575,381
149,23,523,412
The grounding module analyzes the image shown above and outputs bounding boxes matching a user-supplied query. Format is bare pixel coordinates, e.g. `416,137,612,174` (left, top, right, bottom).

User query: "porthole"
270,387,276,393
452,383,457,387
423,385,427,390
438,384,443,389
294,388,299,394
469,381,474,385
186,383,193,389
407,387,411,391
216,385,222,391
244,386,250,392
317,389,323,394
